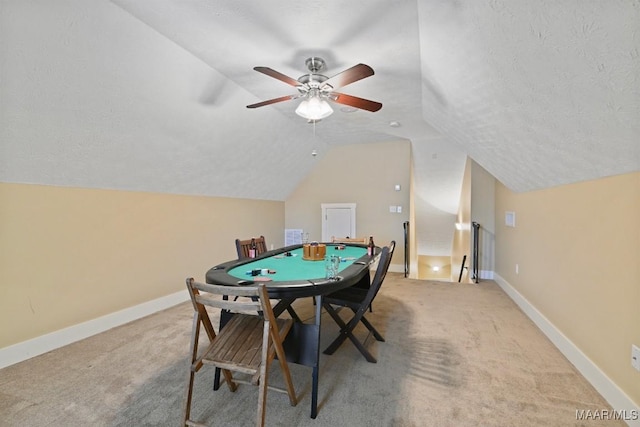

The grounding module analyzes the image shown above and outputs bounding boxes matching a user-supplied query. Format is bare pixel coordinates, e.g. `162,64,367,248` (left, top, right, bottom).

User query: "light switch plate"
632,344,640,371
505,211,516,227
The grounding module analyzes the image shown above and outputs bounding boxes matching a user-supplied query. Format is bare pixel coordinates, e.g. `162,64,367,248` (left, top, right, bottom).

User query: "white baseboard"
479,269,494,280
388,264,405,274
494,274,639,426
0,290,190,370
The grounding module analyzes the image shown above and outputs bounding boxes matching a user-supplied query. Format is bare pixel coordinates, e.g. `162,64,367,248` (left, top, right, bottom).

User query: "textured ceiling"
417,1,640,191
1,0,638,256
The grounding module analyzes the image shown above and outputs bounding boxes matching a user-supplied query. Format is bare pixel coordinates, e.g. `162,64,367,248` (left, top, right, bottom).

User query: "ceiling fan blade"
246,94,299,109
321,63,374,90
253,67,301,87
331,92,382,112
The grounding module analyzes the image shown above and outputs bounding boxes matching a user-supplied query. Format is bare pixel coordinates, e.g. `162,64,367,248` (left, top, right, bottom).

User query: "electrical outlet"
632,344,640,371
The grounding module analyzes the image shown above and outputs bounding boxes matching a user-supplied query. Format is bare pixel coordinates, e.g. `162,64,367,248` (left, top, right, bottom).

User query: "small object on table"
367,236,375,256
324,255,341,279
249,237,257,258
246,268,273,276
303,243,326,261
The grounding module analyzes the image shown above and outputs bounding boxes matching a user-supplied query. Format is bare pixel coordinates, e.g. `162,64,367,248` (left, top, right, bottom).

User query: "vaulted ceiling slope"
1,1,638,256
417,1,640,191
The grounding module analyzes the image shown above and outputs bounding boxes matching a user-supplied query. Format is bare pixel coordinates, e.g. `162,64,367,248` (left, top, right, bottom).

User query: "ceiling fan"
246,57,382,121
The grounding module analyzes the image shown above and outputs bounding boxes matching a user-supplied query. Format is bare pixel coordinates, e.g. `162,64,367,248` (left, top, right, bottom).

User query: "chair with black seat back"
357,239,395,312
321,241,395,363
387,239,396,262
382,240,395,282
235,235,268,259
183,278,297,427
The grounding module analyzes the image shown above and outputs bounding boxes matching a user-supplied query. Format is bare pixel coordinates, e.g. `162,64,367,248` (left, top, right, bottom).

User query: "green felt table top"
228,245,368,282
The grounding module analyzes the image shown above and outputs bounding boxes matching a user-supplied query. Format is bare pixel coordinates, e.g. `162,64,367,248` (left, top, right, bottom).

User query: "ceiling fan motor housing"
297,74,329,92
305,57,326,73
298,57,330,96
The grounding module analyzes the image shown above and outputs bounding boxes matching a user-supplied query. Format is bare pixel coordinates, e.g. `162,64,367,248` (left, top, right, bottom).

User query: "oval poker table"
205,243,375,298
205,243,379,419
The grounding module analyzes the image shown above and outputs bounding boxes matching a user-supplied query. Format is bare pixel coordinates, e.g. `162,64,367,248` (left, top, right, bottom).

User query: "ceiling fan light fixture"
247,58,381,119
295,96,333,120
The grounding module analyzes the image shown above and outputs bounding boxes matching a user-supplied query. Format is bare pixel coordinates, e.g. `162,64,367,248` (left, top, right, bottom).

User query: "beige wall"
450,158,497,282
285,140,410,271
451,158,472,282
470,161,496,278
408,154,418,277
0,183,284,348
495,171,640,406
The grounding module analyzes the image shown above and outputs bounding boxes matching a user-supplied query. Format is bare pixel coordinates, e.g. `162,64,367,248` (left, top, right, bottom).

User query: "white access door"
321,203,356,242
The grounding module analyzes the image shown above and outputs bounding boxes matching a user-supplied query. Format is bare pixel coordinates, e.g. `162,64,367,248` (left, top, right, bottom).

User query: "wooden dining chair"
183,278,297,427
321,242,394,363
331,236,367,244
235,236,268,259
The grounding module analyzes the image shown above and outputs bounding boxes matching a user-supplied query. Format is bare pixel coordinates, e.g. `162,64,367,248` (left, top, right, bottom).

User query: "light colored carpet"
0,274,621,426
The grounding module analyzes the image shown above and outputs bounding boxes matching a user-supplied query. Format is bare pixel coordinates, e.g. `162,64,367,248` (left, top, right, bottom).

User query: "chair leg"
323,304,378,363
256,362,269,427
183,369,196,426
221,369,238,392
184,314,201,426
322,304,350,355
286,306,302,323
256,323,271,427
357,314,385,342
271,297,301,322
273,332,297,407
344,331,377,363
